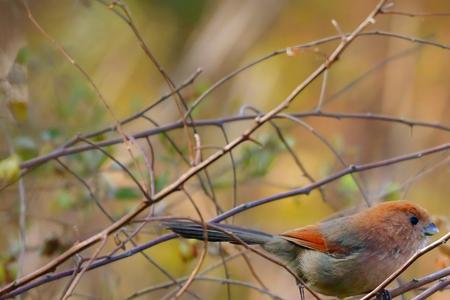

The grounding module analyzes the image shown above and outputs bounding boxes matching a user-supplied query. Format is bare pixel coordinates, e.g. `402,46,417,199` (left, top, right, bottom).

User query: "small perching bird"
165,200,438,298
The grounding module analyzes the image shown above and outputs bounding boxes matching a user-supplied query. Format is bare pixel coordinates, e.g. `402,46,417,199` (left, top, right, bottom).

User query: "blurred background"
0,0,449,299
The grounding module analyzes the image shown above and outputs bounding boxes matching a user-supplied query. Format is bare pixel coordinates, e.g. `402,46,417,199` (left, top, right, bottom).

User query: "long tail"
164,220,274,245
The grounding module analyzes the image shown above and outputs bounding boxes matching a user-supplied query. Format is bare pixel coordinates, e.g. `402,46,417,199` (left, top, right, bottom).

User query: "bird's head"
358,201,439,249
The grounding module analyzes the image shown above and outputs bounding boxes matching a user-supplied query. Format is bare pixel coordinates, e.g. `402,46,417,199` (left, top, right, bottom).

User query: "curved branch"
3,141,448,298
19,111,450,170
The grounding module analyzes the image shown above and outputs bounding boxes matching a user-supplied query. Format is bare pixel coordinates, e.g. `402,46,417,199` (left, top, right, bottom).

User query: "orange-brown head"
354,200,438,243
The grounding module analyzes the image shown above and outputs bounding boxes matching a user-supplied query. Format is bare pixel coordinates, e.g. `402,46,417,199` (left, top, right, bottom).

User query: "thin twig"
389,267,450,298
279,113,371,206
184,30,449,117
316,69,328,111
61,234,108,300
19,111,449,171
381,9,450,17
360,231,450,300
126,275,288,300
111,1,198,164
173,189,208,299
240,105,328,205
55,158,114,222
2,142,448,299
410,277,450,300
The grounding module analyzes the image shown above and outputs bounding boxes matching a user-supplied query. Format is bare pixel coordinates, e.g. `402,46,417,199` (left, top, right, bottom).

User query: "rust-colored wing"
280,225,348,255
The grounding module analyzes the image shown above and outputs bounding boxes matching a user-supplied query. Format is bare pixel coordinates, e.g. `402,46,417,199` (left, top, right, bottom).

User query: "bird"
164,200,439,298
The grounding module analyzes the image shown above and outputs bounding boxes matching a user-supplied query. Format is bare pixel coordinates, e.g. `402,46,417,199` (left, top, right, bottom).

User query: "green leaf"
92,133,107,142
240,134,283,177
15,47,29,65
114,187,140,200
0,263,6,284
7,98,28,123
14,137,38,160
338,175,358,194
56,191,75,209
382,182,401,201
155,173,169,192
332,135,344,154
41,128,63,141
0,154,20,185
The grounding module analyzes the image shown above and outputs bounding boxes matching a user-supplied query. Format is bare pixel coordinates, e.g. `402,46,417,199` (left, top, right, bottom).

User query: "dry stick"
71,141,189,292
111,2,197,164
400,155,450,199
60,234,108,300
218,244,232,300
410,277,450,300
78,138,151,201
367,30,450,51
239,252,269,291
1,28,438,188
270,124,328,204
217,126,265,294
389,267,450,297
19,1,155,198
58,257,84,299
141,115,220,210
126,276,287,300
173,189,208,300
52,29,445,151
190,134,221,215
3,142,449,299
360,231,450,300
197,221,321,300
323,43,422,105
215,142,450,222
380,9,450,17
15,28,450,174
126,134,155,195
240,105,328,205
126,249,251,299
118,229,204,300
195,127,234,298
19,1,126,151
57,156,202,300
20,110,450,172
184,29,450,119
101,0,386,211
164,218,318,299
55,159,114,222
63,69,202,149
279,113,371,206
0,1,405,296
218,126,238,212
316,69,328,111
144,137,157,197
141,119,223,220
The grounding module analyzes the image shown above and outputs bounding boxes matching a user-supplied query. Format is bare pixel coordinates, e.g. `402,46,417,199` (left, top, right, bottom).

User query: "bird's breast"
296,245,412,298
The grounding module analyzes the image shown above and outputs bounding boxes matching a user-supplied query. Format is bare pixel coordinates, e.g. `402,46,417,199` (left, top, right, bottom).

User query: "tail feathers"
164,220,274,245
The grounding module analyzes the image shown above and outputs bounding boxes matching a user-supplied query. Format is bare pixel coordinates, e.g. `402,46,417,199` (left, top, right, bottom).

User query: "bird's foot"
375,289,391,300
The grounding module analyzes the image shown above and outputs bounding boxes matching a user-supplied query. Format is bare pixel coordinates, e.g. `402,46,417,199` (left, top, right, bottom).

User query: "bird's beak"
424,223,439,236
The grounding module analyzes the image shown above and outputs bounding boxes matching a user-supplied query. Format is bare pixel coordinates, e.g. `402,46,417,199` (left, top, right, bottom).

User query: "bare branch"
360,231,450,300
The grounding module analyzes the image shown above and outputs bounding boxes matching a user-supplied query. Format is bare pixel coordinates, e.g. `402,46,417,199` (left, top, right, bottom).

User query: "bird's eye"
410,216,419,225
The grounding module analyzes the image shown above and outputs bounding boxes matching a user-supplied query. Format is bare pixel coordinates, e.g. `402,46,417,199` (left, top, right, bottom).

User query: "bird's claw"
375,289,391,300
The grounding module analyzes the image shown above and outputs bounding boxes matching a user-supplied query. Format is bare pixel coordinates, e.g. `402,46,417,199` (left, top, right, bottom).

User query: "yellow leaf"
0,154,21,185
7,98,28,122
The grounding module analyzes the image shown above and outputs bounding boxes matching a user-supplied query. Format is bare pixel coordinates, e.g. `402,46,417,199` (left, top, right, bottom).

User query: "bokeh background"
1,0,449,299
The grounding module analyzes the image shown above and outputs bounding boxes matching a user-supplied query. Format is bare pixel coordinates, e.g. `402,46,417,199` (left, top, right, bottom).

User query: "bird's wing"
280,225,349,255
